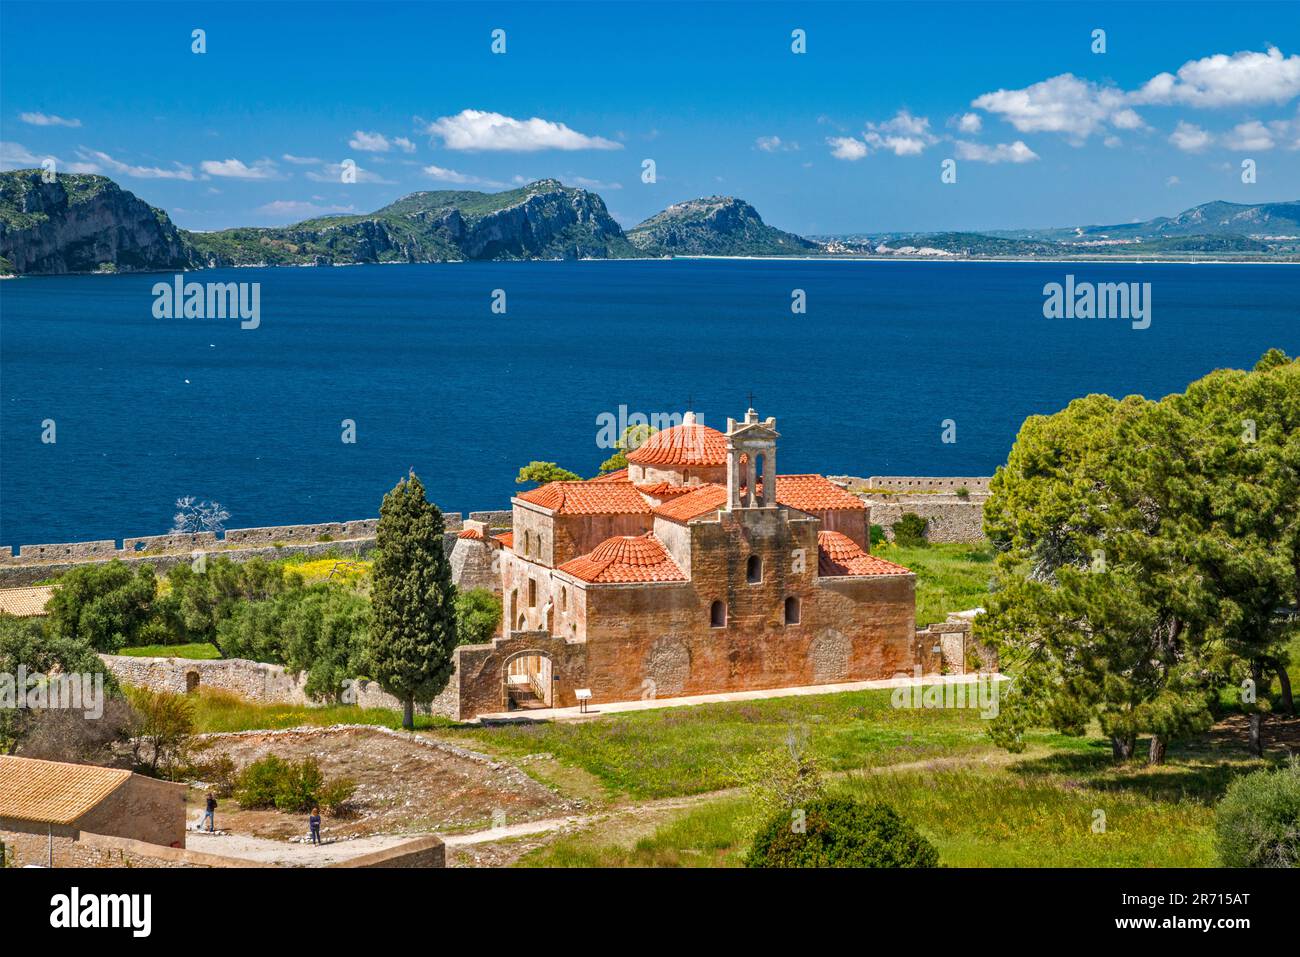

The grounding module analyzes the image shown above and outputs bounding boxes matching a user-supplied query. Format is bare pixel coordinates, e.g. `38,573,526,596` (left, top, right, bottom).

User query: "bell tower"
725,408,779,510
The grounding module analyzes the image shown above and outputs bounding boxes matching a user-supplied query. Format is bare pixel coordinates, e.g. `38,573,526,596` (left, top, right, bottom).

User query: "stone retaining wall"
867,496,987,544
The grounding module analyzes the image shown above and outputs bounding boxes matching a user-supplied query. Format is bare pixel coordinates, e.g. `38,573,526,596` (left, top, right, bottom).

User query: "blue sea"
1,260,1296,546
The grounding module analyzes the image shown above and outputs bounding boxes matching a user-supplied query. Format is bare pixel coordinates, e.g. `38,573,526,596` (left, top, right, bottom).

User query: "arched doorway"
503,651,554,711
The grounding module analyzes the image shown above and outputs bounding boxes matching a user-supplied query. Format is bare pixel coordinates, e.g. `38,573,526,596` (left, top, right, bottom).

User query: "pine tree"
368,471,459,729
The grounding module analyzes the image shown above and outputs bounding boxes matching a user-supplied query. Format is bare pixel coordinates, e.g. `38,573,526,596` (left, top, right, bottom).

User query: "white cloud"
1169,120,1213,152
1133,46,1300,108
348,130,392,152
421,164,507,187
826,136,868,160
19,111,81,128
304,162,395,184
393,137,416,153
281,153,324,165
956,112,982,133
422,110,622,151
570,175,622,190
972,74,1137,142
200,158,278,180
953,140,1040,163
256,200,356,219
1166,176,1180,186
1224,120,1274,150
755,135,798,152
862,109,939,155
80,149,194,180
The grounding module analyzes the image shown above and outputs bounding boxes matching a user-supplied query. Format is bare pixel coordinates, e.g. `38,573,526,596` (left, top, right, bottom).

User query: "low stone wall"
867,497,987,544
915,612,996,674
98,653,446,716
866,476,991,494
327,835,445,868
1,516,454,567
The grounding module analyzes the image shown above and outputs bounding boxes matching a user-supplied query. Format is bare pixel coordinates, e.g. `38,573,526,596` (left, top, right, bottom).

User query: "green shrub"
892,513,929,548
746,797,939,868
1215,762,1300,867
869,524,887,548
318,776,358,815
956,486,970,500
274,757,325,812
234,755,289,808
456,588,502,646
188,753,239,798
234,755,341,813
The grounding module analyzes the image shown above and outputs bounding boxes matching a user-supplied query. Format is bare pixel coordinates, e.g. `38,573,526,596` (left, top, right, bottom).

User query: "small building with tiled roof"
436,407,922,719
0,585,54,617
0,755,187,867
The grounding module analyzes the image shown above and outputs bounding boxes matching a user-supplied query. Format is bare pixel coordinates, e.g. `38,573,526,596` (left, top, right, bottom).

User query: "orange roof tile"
773,475,866,514
558,534,687,584
635,481,698,498
0,755,132,825
494,532,514,549
817,531,911,577
457,527,486,540
517,480,652,515
625,423,727,467
653,483,729,523
590,468,628,482
0,585,54,617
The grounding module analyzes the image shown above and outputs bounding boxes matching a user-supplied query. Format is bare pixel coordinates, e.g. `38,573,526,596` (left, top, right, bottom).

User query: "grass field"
451,685,1087,800
877,541,995,626
190,688,454,733
518,749,1226,868
117,642,222,659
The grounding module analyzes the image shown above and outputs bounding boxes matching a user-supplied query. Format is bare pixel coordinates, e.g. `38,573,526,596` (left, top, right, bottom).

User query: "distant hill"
987,200,1300,243
627,196,819,256
0,171,199,274
3,173,1297,275
187,178,638,265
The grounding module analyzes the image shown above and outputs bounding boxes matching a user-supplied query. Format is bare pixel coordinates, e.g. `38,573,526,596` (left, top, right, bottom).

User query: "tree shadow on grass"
1008,736,1264,806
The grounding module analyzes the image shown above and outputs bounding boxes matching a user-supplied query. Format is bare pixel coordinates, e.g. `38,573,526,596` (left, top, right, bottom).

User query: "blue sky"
2,1,1298,233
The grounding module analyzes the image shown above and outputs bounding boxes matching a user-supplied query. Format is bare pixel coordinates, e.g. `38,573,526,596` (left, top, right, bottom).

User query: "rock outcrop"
627,196,819,256
0,171,199,275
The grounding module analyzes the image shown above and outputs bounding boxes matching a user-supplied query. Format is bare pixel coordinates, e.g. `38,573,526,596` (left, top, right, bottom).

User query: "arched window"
710,600,727,628
528,578,537,608
784,596,801,625
560,587,568,611
747,555,762,584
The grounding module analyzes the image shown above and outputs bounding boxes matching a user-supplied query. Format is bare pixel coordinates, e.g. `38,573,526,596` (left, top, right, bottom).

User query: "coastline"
5,254,1298,279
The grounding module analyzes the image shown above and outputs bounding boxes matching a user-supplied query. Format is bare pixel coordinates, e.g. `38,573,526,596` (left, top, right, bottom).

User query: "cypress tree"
368,471,459,729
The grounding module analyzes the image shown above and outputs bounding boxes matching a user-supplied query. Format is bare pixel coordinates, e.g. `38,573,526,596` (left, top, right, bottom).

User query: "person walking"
308,807,322,845
200,793,217,832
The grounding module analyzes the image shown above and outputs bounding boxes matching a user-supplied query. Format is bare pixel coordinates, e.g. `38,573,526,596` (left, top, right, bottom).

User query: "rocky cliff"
626,196,820,256
0,171,199,275
188,178,637,266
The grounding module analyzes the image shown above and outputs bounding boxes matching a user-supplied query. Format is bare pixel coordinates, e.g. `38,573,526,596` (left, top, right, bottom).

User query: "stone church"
442,409,920,718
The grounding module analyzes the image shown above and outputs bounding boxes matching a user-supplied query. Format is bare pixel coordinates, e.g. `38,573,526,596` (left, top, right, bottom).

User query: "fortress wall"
865,476,991,493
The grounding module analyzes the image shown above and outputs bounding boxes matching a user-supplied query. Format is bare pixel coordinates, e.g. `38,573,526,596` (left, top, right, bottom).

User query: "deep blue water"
1,260,1296,546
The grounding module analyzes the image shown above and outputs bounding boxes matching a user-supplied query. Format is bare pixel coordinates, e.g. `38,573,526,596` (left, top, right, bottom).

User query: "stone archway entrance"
503,651,553,711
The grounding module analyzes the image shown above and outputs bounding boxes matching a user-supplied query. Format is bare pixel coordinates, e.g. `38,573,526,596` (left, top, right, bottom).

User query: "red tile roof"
773,475,866,514
558,534,687,584
590,468,628,483
817,531,911,577
625,423,727,467
494,532,514,549
635,481,698,498
457,527,485,540
517,480,652,515
653,483,729,523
